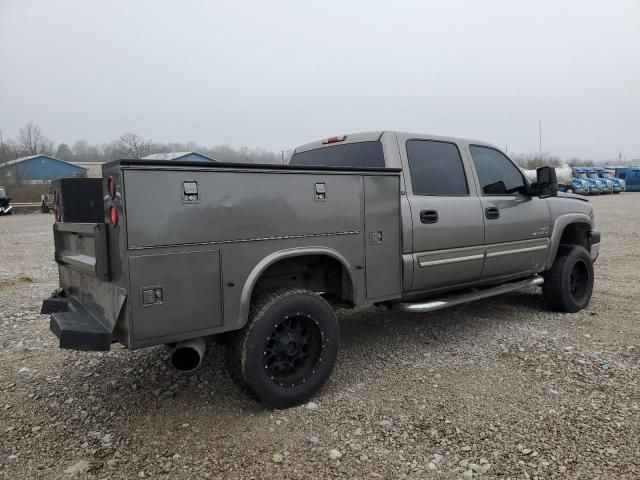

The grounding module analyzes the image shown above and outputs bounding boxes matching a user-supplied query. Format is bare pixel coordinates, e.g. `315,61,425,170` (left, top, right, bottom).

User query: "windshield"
588,173,598,179
578,173,588,179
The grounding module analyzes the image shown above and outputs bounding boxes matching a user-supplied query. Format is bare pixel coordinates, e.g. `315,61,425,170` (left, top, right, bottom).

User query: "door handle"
485,207,500,220
420,209,439,224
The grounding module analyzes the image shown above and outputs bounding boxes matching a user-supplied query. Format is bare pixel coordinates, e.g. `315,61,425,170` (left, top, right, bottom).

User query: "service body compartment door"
129,249,222,344
364,175,401,300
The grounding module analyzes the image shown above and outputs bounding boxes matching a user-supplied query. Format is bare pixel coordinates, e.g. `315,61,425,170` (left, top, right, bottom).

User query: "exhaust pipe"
170,337,206,372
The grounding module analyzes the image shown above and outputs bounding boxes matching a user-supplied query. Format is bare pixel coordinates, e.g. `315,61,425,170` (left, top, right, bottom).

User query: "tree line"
509,152,598,169
0,123,623,170
0,123,286,166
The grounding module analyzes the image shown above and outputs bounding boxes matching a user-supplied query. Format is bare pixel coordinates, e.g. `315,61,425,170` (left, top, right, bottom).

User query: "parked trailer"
614,167,640,192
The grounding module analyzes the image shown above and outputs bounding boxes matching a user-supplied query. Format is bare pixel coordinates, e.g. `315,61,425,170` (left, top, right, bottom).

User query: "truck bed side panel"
124,170,362,248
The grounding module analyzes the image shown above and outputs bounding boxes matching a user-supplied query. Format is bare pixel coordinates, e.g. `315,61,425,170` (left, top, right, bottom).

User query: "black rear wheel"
542,246,594,312
227,288,339,409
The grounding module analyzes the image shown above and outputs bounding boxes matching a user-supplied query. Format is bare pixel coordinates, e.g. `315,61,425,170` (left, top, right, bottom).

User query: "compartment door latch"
141,287,164,306
183,180,199,203
314,182,326,202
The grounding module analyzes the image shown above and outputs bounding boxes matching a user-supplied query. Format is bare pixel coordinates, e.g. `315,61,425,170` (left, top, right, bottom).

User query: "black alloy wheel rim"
569,259,589,302
264,314,323,387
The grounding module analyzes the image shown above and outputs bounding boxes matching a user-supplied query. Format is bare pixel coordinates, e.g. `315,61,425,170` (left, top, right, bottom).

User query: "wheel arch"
545,214,592,270
238,247,357,329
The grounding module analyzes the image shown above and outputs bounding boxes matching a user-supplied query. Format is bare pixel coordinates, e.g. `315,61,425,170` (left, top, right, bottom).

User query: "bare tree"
18,123,53,155
119,133,152,159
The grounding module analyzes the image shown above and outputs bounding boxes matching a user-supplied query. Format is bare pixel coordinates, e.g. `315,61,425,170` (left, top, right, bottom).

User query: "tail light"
53,190,60,221
107,177,116,199
109,206,118,226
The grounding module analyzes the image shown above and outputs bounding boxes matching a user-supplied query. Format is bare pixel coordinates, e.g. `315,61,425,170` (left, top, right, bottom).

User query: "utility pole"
538,120,542,167
281,150,285,165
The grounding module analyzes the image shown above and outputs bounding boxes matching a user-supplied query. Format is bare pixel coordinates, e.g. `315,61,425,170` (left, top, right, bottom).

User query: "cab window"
289,141,385,168
406,140,468,195
469,145,526,195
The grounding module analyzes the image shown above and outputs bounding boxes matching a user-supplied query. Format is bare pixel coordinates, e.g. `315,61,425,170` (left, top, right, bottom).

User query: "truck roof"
293,131,496,154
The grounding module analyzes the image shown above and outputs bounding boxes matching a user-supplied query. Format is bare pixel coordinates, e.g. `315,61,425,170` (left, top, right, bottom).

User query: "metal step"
43,296,112,351
392,275,544,313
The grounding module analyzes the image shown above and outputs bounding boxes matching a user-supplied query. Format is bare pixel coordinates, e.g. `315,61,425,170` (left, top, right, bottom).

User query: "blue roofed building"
142,151,216,162
0,155,88,183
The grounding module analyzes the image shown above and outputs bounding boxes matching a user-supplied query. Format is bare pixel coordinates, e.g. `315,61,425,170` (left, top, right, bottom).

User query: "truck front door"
401,136,485,292
466,145,551,280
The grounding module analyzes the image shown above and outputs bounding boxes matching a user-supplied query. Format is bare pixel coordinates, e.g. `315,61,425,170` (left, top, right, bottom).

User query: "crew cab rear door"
399,134,485,292
466,144,551,280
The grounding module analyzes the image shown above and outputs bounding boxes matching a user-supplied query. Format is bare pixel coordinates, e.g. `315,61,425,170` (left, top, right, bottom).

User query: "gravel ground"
1,194,639,479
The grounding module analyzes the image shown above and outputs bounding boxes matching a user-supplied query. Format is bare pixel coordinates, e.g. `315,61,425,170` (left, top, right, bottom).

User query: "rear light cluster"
109,206,117,225
107,176,118,226
53,190,61,222
107,177,116,199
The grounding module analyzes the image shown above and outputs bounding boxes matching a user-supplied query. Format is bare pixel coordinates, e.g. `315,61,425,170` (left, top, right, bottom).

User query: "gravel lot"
1,194,639,479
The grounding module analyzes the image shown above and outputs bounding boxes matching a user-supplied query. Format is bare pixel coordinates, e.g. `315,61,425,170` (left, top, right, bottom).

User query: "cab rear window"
290,141,385,168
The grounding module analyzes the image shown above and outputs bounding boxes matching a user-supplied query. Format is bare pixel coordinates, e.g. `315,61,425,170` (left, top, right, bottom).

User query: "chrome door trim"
419,253,485,267
416,245,485,268
485,238,549,259
486,244,548,258
416,238,550,267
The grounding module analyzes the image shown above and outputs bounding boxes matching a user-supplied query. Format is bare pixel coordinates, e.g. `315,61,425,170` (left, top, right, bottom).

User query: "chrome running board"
392,275,544,313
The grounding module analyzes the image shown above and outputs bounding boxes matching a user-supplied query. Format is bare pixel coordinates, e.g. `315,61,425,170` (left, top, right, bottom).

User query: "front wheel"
566,188,574,194
542,246,594,313
227,288,339,409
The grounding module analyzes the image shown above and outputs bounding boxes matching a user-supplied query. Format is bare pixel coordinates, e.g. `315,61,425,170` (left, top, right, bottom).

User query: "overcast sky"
1,0,639,160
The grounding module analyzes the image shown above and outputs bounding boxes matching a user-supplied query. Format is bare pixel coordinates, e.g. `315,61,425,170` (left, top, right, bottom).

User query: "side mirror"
535,166,558,198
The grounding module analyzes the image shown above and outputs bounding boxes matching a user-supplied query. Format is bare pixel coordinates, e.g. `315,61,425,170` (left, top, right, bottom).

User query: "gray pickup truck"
42,131,600,408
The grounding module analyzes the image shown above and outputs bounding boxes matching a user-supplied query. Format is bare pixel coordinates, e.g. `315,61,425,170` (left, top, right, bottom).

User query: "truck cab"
586,168,613,193
573,168,603,194
562,176,589,194
591,167,624,193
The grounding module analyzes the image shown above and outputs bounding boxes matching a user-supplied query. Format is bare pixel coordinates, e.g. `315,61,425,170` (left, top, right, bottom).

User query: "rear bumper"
41,295,112,351
590,231,601,263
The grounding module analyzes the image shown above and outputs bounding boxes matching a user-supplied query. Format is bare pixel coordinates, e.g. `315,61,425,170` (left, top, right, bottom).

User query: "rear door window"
406,140,468,195
289,141,385,168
